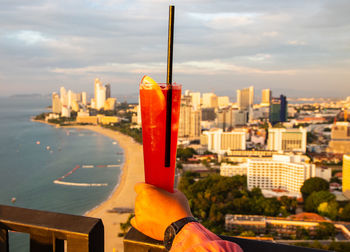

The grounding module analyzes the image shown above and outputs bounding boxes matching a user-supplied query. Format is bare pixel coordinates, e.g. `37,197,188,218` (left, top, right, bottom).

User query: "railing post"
0,227,9,252
30,232,53,252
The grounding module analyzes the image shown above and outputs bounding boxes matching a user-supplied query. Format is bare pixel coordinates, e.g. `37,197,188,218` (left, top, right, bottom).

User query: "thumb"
130,217,138,229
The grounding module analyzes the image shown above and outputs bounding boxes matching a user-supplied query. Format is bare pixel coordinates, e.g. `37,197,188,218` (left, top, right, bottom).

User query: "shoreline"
34,121,144,251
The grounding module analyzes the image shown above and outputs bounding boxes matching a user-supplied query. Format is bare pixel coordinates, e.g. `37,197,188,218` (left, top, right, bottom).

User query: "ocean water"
0,96,124,251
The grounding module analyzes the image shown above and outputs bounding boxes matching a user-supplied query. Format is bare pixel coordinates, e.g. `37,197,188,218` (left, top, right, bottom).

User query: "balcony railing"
0,204,104,252
0,204,330,252
124,227,329,252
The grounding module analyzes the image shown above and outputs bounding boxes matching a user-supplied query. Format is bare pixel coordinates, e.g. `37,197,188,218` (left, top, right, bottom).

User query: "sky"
0,0,349,98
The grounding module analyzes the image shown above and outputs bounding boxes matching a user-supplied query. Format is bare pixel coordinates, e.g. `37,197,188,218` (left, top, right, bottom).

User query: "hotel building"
268,128,307,153
201,129,246,154
247,155,315,196
327,122,350,154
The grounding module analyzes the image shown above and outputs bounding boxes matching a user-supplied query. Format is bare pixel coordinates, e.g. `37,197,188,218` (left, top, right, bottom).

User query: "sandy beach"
71,125,144,252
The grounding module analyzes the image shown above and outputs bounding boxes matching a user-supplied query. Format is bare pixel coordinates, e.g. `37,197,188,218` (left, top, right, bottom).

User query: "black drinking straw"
165,5,175,167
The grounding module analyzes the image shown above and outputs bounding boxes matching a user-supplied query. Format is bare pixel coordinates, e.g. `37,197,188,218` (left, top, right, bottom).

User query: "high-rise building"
268,128,307,153
178,95,201,139
201,129,246,154
247,155,316,196
67,90,76,108
105,83,111,99
328,122,350,154
94,78,106,110
52,92,61,114
201,108,216,121
61,106,71,118
60,87,68,107
82,92,87,106
71,100,79,112
269,95,287,125
216,108,233,131
190,92,201,109
218,96,230,108
202,93,218,108
237,86,254,110
343,155,350,198
232,110,248,126
261,89,271,106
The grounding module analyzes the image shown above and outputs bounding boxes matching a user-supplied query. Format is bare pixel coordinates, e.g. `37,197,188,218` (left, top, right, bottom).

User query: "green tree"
314,222,336,239
317,201,338,220
239,231,255,237
304,190,335,212
339,202,350,221
301,177,329,201
176,147,197,161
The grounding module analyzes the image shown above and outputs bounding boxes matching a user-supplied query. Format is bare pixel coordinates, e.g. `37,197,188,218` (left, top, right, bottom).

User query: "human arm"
131,182,243,251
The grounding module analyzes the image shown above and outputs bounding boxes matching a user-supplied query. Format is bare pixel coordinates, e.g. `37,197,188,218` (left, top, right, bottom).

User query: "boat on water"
11,197,16,203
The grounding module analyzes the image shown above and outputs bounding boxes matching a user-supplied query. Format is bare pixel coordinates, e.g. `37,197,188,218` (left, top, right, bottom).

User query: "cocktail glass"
140,76,181,193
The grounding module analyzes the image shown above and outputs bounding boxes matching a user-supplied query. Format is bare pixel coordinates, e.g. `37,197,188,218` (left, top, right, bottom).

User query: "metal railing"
0,204,104,252
124,227,329,252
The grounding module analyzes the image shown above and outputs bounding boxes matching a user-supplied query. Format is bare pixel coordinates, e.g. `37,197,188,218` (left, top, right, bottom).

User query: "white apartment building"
268,128,307,153
202,129,246,154
60,86,68,107
247,155,316,196
94,78,106,110
220,163,248,177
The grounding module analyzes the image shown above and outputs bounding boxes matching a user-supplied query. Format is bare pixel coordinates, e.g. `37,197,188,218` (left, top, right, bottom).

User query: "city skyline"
0,1,349,97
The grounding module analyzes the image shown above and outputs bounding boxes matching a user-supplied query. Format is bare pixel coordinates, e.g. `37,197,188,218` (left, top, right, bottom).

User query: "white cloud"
7,30,50,45
288,40,307,46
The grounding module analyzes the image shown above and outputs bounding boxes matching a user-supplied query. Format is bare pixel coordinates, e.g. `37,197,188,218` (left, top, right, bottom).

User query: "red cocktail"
140,76,181,192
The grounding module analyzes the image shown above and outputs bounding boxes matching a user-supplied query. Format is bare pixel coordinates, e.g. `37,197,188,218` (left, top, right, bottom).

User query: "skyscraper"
94,78,106,110
269,95,287,125
52,92,61,114
105,83,111,99
60,86,68,107
218,96,230,108
237,86,254,110
190,92,201,109
261,89,271,106
82,92,87,106
178,95,201,139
